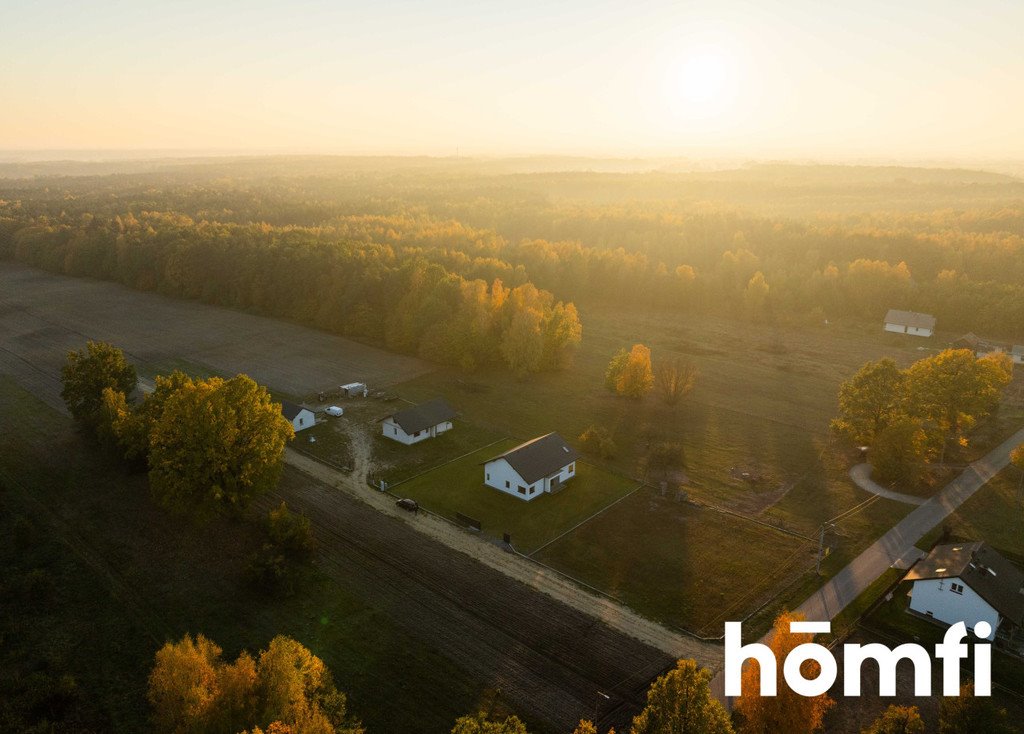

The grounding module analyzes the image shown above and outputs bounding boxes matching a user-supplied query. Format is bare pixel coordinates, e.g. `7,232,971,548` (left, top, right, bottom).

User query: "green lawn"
0,377,486,734
534,485,814,635
296,418,354,469
393,440,639,553
939,466,1024,560
370,417,509,486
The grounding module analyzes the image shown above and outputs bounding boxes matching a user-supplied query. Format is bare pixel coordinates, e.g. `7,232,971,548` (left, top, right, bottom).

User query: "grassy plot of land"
534,486,815,635
938,466,1024,560
0,377,484,734
393,440,639,553
370,417,509,485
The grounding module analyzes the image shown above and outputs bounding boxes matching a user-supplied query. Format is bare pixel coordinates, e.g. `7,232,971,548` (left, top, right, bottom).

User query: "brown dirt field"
0,262,432,409
257,466,677,732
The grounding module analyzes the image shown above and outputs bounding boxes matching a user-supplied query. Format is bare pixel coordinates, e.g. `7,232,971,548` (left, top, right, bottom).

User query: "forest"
2,158,1024,373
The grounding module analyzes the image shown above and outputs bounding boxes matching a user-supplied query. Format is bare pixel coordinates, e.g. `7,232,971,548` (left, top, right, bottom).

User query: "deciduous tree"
831,358,906,444
60,341,136,430
148,375,293,519
734,611,834,734
629,659,732,734
862,705,924,734
938,682,1014,734
870,417,929,486
615,344,655,398
654,357,698,407
451,712,530,734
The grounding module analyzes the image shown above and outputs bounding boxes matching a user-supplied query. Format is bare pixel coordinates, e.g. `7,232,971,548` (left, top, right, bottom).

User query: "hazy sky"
2,0,1022,158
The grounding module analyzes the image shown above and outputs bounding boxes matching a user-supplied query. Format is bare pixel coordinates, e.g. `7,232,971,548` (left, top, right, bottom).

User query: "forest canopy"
2,158,1023,358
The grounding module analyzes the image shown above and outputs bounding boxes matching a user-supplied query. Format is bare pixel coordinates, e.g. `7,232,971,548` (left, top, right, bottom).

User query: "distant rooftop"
386,397,456,435
885,309,936,330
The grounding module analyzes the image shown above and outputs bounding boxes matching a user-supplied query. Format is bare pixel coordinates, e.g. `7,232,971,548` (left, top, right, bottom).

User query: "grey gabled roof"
885,309,936,330
280,400,308,421
905,542,1024,625
486,432,578,484
386,398,456,435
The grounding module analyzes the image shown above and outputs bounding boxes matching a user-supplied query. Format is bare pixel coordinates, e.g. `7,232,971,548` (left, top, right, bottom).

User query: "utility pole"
816,522,835,575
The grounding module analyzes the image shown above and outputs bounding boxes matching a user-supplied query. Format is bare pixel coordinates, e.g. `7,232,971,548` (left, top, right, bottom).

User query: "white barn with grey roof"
884,309,936,337
484,433,578,501
381,398,456,445
281,400,316,433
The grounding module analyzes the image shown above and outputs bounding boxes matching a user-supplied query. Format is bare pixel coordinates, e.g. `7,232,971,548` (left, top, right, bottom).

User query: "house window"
529,487,535,495
951,582,964,595
505,480,510,489
486,473,490,481
517,486,526,495
299,417,304,426
393,427,398,435
568,463,575,474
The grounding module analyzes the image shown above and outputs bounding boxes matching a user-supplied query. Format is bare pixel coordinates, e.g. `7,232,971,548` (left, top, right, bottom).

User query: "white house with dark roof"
484,433,578,501
884,309,936,337
905,541,1024,642
381,398,456,445
281,400,316,433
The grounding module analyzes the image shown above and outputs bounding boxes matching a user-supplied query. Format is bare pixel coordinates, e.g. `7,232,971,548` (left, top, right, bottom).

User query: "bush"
265,502,316,560
578,426,617,459
647,442,685,472
245,546,295,598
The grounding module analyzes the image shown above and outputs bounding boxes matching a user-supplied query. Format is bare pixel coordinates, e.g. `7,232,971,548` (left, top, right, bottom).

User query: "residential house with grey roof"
484,433,578,501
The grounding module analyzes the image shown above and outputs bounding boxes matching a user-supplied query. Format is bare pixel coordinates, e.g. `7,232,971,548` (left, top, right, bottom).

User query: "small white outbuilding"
281,400,316,433
884,309,936,337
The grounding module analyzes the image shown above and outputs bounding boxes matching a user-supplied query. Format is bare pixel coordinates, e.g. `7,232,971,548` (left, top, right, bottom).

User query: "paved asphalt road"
796,425,1024,623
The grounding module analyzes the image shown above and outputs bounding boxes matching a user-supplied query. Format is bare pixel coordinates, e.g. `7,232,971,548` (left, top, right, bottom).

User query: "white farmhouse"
381,398,456,445
884,309,936,337
1013,345,1024,365
905,542,1024,642
484,433,578,501
281,400,316,433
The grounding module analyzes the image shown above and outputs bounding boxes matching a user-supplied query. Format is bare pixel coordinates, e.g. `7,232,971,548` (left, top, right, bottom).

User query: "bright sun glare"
666,46,739,124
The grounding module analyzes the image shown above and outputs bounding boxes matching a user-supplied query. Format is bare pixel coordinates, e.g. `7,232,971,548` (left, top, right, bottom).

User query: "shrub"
265,502,316,560
578,426,616,459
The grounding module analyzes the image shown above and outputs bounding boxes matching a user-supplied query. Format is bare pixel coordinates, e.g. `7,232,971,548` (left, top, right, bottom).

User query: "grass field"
534,486,815,635
938,466,1024,561
393,440,639,553
0,377,487,733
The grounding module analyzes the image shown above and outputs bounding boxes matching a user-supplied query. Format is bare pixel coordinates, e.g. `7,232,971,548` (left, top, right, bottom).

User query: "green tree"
606,348,630,392
870,417,929,486
630,659,732,734
862,705,924,734
938,682,1014,734
831,358,906,444
500,308,545,377
579,425,617,459
60,341,136,430
451,712,530,734
905,349,1012,442
266,501,316,560
148,374,294,518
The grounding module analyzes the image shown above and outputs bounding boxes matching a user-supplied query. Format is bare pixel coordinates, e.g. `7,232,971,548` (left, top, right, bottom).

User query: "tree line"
4,167,1024,347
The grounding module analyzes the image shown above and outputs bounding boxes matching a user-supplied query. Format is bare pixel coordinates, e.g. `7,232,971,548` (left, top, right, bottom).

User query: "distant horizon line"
2,149,1024,168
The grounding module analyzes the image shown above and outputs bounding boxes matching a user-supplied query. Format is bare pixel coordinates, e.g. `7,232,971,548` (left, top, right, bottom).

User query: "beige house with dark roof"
884,309,936,337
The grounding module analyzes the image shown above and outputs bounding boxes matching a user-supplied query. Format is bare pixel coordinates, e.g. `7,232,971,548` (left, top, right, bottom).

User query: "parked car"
325,405,344,417
395,498,419,513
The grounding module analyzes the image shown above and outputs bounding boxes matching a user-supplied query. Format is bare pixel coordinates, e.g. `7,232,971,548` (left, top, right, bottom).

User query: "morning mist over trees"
3,1,1024,733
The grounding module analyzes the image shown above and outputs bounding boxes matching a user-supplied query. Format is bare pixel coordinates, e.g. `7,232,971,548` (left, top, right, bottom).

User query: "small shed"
339,382,367,398
281,400,316,433
884,309,936,338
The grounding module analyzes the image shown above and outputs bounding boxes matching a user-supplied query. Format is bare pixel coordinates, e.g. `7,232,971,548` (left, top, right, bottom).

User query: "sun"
665,46,740,123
